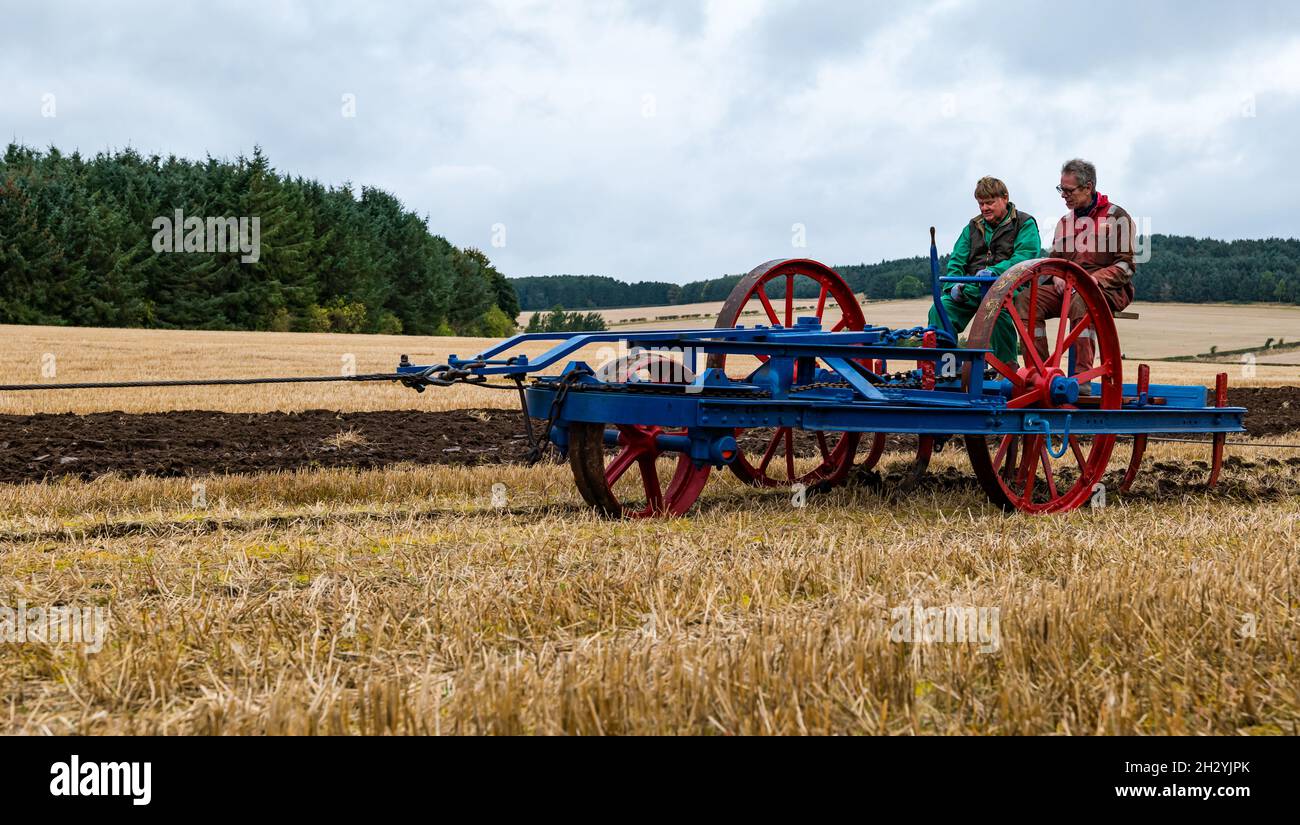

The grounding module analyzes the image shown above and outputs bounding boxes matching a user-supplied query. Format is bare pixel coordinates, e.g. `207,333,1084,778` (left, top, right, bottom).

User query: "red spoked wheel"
963,259,1123,513
706,258,886,487
570,352,711,517
568,422,711,517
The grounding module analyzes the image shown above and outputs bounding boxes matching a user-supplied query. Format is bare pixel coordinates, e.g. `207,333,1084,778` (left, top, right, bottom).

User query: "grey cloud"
2,0,1297,284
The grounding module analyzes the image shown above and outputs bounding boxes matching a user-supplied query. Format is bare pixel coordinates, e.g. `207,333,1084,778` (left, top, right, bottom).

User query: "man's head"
1058,158,1096,211
974,176,1009,224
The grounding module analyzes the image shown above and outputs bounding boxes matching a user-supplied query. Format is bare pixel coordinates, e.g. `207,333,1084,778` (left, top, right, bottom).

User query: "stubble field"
1,319,1297,734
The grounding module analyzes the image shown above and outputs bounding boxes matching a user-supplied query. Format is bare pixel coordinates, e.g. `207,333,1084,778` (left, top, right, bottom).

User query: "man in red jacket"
1015,158,1137,382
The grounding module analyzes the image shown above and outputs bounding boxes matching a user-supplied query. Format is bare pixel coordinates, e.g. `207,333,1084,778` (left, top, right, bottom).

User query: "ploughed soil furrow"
0,387,1296,484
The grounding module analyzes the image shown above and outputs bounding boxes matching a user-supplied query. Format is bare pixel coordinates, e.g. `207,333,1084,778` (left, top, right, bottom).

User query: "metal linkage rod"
0,373,411,391
1134,435,1300,450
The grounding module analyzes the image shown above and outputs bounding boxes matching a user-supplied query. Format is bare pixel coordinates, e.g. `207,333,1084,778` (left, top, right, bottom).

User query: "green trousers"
927,285,1019,366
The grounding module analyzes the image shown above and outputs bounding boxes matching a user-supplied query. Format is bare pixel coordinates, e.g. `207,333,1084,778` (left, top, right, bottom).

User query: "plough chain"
543,380,770,399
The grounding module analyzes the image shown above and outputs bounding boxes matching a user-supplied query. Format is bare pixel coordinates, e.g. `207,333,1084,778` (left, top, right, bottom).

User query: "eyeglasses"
1056,184,1083,195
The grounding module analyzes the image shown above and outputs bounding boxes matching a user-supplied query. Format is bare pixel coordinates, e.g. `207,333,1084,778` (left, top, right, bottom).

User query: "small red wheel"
707,259,884,487
963,259,1123,513
570,352,711,516
569,422,711,517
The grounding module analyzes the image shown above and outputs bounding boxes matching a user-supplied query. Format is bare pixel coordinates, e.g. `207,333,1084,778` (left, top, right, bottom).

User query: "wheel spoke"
1072,362,1111,384
1007,385,1045,409
984,354,1026,388
1026,278,1038,344
755,287,781,326
1003,299,1046,373
816,431,831,463
815,283,828,319
606,446,640,484
784,429,795,481
785,274,794,327
830,318,846,332
1070,436,1087,472
1015,435,1038,497
758,428,784,473
994,434,1015,469
1040,443,1058,499
1056,314,1093,360
638,455,663,512
1048,282,1075,367
1001,435,1020,478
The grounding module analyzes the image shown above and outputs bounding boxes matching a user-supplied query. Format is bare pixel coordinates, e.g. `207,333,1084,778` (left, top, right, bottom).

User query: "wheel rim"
963,258,1122,513
708,259,879,487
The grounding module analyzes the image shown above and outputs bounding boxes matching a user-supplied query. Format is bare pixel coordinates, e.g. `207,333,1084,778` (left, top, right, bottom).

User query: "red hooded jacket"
1051,193,1137,311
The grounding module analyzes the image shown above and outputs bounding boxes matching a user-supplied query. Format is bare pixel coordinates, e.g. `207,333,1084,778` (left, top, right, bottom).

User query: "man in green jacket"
927,176,1041,365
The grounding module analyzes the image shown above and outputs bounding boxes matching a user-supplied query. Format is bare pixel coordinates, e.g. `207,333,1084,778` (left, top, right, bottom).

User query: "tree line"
513,236,1300,310
0,144,519,336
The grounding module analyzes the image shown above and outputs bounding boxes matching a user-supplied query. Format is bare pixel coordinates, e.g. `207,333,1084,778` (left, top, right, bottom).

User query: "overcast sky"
5,0,1300,283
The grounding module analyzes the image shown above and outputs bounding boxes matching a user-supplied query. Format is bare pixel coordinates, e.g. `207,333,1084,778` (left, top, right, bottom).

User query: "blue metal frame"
397,318,1246,466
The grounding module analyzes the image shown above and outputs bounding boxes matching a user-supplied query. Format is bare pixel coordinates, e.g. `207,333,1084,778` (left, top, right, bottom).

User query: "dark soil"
0,385,1296,485
1229,387,1300,438
0,409,541,483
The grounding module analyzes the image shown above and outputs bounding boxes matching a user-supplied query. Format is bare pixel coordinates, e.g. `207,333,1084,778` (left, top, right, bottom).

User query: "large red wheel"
568,422,711,517
963,259,1123,513
707,259,885,487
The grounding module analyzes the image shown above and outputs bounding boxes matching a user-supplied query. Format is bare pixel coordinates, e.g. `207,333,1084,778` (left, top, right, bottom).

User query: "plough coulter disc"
962,259,1123,513
708,259,885,487
568,422,711,517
